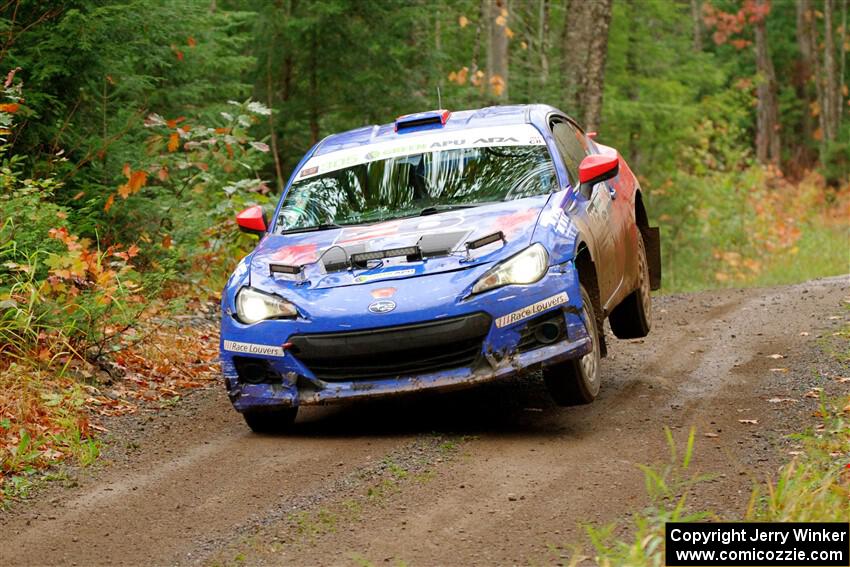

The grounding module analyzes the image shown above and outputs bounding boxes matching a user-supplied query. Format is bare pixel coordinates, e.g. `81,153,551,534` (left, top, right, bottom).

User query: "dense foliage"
0,0,847,498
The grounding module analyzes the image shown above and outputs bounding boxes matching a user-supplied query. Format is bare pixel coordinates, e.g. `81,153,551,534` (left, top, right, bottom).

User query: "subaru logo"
368,300,396,314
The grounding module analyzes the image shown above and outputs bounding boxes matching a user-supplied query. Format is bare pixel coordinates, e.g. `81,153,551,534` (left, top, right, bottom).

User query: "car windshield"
276,145,556,232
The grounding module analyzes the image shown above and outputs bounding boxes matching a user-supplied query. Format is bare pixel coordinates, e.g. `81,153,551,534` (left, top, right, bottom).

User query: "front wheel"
609,231,652,339
243,406,298,434
543,285,601,406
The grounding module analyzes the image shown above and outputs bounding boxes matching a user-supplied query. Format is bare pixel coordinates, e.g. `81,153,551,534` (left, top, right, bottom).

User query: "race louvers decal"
223,340,286,357
495,292,569,328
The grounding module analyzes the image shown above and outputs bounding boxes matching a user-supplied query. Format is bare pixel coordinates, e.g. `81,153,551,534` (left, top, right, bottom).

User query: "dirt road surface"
1,276,848,567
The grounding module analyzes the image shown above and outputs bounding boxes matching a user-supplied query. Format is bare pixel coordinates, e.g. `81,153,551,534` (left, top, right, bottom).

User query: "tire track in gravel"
1,276,848,567
0,398,416,566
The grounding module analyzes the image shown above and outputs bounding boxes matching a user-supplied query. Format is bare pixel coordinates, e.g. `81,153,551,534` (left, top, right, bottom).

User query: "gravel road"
1,275,848,567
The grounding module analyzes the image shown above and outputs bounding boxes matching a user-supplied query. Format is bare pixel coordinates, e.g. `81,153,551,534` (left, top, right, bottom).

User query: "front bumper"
220,263,589,411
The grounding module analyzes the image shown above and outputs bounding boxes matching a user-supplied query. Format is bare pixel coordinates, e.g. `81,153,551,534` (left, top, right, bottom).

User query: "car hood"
249,195,552,291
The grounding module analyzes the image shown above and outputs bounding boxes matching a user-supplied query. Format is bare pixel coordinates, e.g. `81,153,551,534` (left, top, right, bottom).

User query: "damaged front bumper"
221,263,591,411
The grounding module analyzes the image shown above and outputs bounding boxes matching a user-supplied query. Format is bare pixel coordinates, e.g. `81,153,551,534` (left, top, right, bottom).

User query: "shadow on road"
276,371,594,439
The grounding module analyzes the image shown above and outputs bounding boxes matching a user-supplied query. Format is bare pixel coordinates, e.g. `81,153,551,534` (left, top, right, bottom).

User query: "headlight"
471,243,549,294
235,287,298,324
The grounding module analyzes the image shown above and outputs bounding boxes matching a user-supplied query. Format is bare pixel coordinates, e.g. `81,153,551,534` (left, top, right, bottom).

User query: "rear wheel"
609,231,652,339
243,406,298,434
543,285,601,406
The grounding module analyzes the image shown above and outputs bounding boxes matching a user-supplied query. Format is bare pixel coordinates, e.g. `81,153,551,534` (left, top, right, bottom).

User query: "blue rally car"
221,105,661,432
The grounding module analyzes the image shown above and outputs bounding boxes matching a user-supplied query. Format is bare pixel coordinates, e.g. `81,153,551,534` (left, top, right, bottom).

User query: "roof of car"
313,104,566,156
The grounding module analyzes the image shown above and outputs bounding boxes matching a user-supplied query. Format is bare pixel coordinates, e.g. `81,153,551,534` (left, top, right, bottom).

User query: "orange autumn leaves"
712,170,846,283
448,68,506,97
702,0,772,49
166,117,190,153
450,9,511,97
104,164,149,212
106,118,188,212
44,226,139,302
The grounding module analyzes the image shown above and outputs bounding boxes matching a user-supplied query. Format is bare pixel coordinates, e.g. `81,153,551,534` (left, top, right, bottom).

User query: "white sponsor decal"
353,268,416,283
298,124,546,180
494,292,569,328
223,340,286,357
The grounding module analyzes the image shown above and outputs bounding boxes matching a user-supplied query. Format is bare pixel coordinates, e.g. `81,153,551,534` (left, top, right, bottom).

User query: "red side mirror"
577,153,619,199
236,205,268,236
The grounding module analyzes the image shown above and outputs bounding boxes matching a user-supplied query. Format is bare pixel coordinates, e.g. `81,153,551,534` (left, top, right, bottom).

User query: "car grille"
288,312,491,381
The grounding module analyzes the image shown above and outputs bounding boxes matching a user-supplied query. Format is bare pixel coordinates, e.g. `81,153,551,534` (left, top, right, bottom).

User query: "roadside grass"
750,222,849,289
0,365,97,502
0,305,219,505
663,221,849,294
658,172,849,294
564,311,850,566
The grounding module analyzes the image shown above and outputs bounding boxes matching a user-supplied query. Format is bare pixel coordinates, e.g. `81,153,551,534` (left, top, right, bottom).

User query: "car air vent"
394,109,451,133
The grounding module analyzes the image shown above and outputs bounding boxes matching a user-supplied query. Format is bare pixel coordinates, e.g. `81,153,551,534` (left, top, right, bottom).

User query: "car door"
585,134,631,304
550,118,621,309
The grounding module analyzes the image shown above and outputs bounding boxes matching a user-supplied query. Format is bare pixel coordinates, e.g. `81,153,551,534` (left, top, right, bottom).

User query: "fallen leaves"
738,419,759,425
1,302,219,500
803,388,822,399
767,397,797,404
767,353,785,359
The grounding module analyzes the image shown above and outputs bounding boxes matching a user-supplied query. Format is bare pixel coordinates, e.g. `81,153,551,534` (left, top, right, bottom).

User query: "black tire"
543,285,601,406
243,406,298,434
609,231,652,339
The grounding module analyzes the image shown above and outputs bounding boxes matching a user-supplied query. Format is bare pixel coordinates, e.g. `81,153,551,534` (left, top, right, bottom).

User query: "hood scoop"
316,230,471,273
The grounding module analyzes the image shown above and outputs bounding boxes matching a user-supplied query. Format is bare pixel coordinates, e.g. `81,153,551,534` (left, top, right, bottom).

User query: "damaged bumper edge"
227,335,591,411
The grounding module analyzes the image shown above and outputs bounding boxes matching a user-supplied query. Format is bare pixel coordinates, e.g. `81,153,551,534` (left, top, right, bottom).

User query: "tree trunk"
754,0,781,166
840,0,847,124
309,29,319,144
435,5,443,98
690,0,703,51
560,0,587,114
794,0,817,168
539,0,550,85
488,0,510,100
471,0,485,84
799,0,830,157
266,51,284,193
625,0,641,168
822,0,840,142
580,0,613,131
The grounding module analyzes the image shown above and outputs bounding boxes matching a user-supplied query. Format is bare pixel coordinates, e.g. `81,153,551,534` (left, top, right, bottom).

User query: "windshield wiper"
281,222,343,235
418,203,495,216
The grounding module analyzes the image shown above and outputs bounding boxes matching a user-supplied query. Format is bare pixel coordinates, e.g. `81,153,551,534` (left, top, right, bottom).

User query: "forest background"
0,0,847,498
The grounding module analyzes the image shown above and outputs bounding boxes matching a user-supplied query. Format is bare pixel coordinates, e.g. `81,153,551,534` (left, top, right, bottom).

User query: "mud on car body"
220,105,661,433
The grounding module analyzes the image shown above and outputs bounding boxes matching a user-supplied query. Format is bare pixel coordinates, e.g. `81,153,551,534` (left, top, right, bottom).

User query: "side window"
551,121,590,187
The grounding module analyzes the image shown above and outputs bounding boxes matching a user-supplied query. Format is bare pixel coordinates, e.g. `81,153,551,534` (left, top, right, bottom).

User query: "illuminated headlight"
472,243,549,294
235,287,298,324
